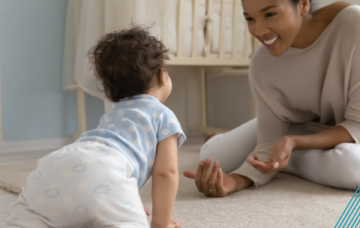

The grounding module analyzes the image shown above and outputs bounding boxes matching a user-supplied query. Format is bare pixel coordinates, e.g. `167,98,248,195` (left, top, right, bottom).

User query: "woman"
184,0,360,197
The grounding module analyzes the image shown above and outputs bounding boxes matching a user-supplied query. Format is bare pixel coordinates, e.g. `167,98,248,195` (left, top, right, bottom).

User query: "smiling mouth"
263,37,279,45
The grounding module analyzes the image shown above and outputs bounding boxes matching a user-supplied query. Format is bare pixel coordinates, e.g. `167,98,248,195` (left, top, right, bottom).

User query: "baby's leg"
3,193,52,228
199,118,257,173
91,175,149,228
284,143,360,190
6,141,149,228
82,144,149,228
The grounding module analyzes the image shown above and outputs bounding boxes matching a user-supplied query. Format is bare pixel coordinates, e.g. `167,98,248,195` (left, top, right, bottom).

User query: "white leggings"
4,141,148,228
200,118,360,190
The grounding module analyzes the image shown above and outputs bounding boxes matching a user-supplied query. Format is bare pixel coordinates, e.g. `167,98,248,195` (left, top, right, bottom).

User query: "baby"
5,27,186,228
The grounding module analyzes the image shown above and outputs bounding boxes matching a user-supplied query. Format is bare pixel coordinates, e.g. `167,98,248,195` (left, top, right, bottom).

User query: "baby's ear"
157,69,167,87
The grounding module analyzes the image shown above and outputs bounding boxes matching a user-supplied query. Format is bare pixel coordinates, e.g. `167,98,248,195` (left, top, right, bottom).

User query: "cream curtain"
63,0,178,99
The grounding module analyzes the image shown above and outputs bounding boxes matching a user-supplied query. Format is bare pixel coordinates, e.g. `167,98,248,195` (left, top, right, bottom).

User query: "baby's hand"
151,219,183,228
143,206,151,216
166,219,183,228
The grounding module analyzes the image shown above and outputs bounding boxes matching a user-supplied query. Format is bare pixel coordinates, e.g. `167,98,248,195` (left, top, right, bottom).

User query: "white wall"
207,70,253,130
164,66,253,135
164,66,201,136
0,53,2,143
0,0,73,142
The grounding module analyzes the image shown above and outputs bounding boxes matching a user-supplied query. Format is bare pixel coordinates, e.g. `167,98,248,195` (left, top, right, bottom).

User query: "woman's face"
242,0,306,56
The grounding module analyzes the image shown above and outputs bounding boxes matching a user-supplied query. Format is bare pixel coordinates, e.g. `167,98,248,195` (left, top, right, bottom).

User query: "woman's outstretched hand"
183,159,235,197
246,136,296,174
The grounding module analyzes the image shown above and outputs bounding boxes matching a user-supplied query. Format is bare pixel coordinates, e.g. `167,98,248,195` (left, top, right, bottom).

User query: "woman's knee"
199,118,258,160
335,143,360,159
199,133,223,161
333,143,360,190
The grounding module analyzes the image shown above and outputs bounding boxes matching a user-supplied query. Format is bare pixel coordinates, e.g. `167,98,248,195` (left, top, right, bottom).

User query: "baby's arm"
151,134,179,228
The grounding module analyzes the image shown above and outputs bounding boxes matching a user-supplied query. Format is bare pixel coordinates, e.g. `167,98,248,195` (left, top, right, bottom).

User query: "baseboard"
0,138,74,163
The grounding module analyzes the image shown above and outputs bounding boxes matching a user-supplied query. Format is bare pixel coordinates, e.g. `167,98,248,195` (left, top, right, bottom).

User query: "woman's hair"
88,26,169,102
290,0,312,12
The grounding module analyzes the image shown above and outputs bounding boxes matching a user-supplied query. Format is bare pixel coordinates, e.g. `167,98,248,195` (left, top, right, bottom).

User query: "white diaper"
4,141,149,228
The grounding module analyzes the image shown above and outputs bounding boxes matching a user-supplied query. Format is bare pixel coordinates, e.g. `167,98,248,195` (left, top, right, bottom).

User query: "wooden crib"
165,0,254,66
76,0,259,138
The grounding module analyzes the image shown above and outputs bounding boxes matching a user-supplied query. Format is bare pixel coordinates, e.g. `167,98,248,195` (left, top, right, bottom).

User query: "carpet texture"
0,138,354,227
0,161,37,195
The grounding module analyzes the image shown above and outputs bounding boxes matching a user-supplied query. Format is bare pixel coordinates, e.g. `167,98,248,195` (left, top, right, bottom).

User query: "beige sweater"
249,5,360,158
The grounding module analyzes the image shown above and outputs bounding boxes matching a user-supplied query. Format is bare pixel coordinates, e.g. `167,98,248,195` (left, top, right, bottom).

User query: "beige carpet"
0,138,354,228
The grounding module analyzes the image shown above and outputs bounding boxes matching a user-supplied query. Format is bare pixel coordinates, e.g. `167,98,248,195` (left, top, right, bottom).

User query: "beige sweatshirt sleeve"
232,63,290,187
337,44,360,144
249,76,291,159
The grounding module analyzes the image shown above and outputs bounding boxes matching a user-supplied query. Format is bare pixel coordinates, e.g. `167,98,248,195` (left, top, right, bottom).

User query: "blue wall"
0,0,104,142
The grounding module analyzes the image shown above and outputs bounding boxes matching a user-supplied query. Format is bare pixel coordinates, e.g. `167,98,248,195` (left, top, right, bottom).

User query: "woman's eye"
245,18,253,22
266,13,276,18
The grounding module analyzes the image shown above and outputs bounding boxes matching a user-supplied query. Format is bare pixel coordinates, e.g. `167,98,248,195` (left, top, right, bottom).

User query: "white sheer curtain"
63,0,178,100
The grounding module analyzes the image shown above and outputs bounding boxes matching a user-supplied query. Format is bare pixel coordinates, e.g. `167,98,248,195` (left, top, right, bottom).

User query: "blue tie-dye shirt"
76,94,186,188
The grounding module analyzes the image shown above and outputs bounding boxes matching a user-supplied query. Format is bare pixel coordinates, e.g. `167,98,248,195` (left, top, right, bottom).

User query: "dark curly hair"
88,26,169,102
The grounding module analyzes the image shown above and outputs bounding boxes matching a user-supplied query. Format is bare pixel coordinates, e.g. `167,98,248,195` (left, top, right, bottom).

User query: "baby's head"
88,26,171,103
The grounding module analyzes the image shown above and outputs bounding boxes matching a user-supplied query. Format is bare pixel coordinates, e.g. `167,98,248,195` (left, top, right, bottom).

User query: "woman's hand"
183,159,236,197
246,136,296,174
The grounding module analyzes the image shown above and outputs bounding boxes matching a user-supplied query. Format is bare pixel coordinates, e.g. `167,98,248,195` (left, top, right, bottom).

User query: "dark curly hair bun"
88,26,169,102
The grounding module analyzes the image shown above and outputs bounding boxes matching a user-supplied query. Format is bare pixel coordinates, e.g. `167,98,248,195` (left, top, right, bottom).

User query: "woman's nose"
254,22,270,38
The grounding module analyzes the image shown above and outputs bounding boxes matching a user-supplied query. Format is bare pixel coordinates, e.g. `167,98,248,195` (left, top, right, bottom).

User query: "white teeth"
263,37,278,45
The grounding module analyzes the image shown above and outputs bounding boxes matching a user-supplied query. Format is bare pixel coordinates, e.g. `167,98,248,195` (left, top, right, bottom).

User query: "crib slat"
244,23,250,58
232,0,239,59
219,0,226,58
192,0,199,57
205,0,214,58
239,0,251,58
177,0,185,57
161,1,169,49
198,67,207,127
